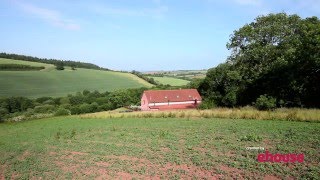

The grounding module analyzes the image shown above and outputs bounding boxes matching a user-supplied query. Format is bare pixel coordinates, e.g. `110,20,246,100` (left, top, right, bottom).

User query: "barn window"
143,100,145,105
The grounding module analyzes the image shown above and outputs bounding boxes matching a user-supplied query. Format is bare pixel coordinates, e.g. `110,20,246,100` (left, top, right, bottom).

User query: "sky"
0,0,319,71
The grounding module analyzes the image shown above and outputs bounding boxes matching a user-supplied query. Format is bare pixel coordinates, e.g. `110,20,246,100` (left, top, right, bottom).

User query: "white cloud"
14,1,80,30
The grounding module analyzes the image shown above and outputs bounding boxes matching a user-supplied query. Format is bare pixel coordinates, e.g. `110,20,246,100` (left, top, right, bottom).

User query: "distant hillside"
0,58,152,97
144,70,207,81
147,76,190,86
0,52,109,71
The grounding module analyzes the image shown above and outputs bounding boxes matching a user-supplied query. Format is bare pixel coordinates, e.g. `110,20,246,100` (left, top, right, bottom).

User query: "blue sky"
1,0,319,71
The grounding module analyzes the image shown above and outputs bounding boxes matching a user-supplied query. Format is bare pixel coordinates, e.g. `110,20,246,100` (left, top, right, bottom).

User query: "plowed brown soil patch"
50,150,221,179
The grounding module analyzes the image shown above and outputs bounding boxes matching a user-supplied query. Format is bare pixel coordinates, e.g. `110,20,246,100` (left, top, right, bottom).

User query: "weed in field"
239,134,262,142
54,128,63,140
55,131,61,140
70,129,76,139
215,135,224,140
284,128,296,138
159,130,169,139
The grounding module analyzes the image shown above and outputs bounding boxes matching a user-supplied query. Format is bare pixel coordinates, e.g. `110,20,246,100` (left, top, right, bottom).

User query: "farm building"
141,89,202,111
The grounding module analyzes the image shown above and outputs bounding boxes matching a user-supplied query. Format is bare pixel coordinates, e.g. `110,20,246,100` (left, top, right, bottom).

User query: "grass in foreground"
0,117,319,179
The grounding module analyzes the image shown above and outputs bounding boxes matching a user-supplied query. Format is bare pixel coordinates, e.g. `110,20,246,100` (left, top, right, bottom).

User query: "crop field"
0,68,152,98
0,117,319,179
145,70,207,80
147,76,190,86
0,58,55,71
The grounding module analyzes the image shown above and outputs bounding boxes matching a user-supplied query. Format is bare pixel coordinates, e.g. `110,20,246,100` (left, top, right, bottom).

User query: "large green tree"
200,13,320,108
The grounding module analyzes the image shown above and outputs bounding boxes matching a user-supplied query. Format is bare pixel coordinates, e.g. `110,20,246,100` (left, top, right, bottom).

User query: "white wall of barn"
148,100,201,106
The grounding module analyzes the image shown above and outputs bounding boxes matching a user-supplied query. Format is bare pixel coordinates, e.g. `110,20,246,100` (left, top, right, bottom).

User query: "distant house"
141,89,202,111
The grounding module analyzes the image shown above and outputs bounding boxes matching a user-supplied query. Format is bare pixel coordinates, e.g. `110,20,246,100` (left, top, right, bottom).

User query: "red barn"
140,89,202,111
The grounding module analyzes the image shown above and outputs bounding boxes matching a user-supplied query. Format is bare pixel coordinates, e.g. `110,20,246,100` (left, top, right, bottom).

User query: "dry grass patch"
81,107,320,122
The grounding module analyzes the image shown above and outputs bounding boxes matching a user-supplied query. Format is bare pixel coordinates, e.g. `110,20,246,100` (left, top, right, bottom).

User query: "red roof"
143,89,202,103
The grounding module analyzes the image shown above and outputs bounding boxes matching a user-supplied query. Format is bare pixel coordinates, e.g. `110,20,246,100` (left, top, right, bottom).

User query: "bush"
55,61,64,70
70,106,81,115
198,100,216,109
254,94,277,110
99,103,113,111
78,103,91,114
54,108,71,116
36,97,53,104
24,108,35,117
59,97,70,105
43,99,55,105
60,104,71,110
0,108,9,122
34,104,55,113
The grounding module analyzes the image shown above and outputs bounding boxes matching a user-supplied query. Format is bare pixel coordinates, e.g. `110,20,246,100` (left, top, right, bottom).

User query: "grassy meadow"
0,117,319,179
147,76,190,86
0,58,152,97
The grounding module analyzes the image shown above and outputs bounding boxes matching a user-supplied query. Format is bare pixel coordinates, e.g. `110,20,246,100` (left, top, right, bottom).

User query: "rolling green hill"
0,58,152,98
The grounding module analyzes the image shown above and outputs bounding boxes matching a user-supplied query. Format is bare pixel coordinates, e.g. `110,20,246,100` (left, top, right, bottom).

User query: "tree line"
131,70,159,85
0,88,147,122
197,13,320,109
0,53,110,71
0,83,187,122
0,64,45,71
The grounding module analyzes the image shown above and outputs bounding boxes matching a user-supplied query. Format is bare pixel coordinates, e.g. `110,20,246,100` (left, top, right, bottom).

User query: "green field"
144,70,207,80
0,58,55,71
0,58,152,97
0,117,319,179
148,76,190,86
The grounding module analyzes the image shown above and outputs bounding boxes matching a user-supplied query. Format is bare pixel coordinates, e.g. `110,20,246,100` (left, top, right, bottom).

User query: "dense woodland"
0,53,110,71
197,13,320,109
